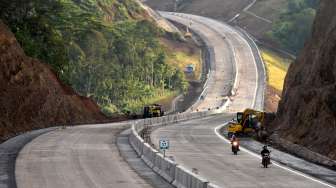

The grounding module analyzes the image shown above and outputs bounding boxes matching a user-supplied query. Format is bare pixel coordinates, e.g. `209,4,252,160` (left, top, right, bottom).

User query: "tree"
268,0,318,54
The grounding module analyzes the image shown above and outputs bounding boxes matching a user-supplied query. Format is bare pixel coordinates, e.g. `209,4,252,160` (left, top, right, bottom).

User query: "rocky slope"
273,0,336,160
0,21,107,142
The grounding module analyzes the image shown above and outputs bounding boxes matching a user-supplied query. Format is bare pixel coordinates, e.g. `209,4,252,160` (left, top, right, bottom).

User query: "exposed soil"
264,85,281,113
272,1,336,160
0,20,109,142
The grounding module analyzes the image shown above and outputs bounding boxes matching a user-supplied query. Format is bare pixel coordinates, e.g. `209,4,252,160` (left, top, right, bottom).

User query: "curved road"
151,115,333,188
151,13,334,188
15,123,156,188
13,12,263,188
12,11,333,188
160,12,264,112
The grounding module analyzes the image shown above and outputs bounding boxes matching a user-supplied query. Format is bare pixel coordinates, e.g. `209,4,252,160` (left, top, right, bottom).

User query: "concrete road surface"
160,12,264,112
14,12,266,188
151,115,333,188
15,123,155,188
150,13,334,188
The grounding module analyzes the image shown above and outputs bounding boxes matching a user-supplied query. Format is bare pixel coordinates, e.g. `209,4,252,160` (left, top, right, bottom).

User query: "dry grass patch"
261,49,292,91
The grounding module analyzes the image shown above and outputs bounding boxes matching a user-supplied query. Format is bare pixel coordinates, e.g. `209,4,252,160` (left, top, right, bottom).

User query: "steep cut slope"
0,21,107,142
273,0,336,160
0,0,189,114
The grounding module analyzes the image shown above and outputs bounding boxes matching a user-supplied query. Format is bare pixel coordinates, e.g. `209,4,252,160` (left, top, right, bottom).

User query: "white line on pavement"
214,124,336,188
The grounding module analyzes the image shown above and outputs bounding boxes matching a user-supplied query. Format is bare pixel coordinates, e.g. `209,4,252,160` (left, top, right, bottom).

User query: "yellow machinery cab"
143,104,164,118
227,109,265,138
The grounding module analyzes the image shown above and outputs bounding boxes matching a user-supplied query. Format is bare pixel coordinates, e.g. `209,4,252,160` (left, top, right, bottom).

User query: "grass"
159,37,202,81
168,51,201,81
261,49,292,91
123,90,178,113
101,90,178,115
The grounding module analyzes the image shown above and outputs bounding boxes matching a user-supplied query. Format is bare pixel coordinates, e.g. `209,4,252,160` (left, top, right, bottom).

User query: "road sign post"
159,139,169,158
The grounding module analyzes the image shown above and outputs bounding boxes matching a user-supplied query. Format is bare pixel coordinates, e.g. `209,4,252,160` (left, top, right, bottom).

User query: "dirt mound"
273,1,336,160
0,21,107,142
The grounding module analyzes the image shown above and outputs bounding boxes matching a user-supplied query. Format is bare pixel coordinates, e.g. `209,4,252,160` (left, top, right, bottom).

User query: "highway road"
150,13,334,188
12,11,263,188
160,12,264,112
151,115,333,188
11,11,334,188
15,123,157,188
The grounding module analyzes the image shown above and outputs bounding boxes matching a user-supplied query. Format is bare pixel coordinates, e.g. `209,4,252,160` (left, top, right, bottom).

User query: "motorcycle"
262,153,271,168
231,141,239,155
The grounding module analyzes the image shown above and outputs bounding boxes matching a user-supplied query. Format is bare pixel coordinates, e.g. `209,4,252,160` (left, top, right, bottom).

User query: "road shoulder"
117,129,174,188
0,127,57,188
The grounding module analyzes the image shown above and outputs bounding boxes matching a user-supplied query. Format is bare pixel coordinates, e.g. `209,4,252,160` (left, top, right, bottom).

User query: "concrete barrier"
129,126,144,156
153,153,177,183
207,183,221,188
173,165,209,188
129,111,218,188
141,143,158,168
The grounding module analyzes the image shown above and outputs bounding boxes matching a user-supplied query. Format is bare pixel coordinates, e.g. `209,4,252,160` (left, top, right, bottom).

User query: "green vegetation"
0,0,188,114
267,0,319,54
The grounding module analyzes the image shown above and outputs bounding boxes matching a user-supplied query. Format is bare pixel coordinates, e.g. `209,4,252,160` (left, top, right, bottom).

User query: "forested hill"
267,0,319,54
0,0,188,115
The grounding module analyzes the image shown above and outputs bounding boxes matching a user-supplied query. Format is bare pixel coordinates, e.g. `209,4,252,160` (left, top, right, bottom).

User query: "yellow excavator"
227,109,265,138
143,104,164,118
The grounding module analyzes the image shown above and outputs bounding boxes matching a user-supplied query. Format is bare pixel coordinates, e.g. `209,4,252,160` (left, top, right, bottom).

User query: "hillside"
235,0,288,41
272,0,336,160
266,0,318,54
0,20,107,142
145,0,287,46
146,0,319,55
0,0,196,115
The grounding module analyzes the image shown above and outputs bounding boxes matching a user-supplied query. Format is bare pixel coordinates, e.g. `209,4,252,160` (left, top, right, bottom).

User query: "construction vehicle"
184,24,192,38
143,104,164,118
227,109,265,138
184,31,192,38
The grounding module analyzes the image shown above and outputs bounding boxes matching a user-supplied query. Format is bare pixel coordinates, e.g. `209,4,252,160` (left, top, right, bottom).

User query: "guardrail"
129,111,223,188
129,12,266,188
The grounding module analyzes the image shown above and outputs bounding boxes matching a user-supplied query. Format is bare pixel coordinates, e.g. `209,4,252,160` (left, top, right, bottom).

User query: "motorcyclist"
230,134,240,152
261,145,270,156
261,145,271,167
230,134,238,143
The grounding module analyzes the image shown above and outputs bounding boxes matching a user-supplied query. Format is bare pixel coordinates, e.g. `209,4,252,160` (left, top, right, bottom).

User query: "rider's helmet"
263,145,267,150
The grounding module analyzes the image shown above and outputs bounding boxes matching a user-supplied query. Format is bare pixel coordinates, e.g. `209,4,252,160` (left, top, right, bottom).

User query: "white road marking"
214,124,336,188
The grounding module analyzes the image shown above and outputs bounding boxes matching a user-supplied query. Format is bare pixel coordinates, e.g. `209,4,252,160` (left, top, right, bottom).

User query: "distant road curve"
160,12,265,112
151,13,334,188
